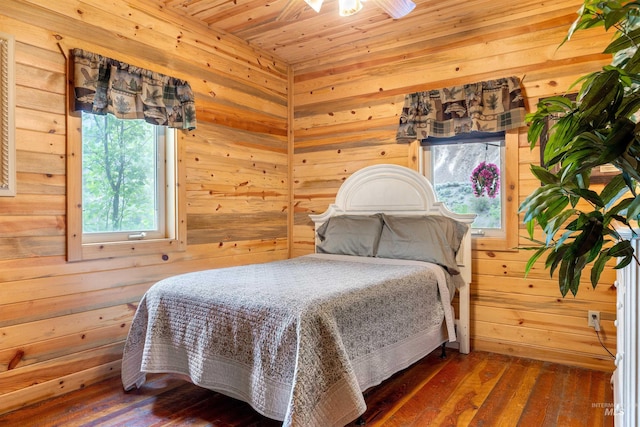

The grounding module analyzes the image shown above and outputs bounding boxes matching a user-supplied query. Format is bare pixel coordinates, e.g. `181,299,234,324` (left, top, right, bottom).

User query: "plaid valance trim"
396,76,525,143
71,49,196,130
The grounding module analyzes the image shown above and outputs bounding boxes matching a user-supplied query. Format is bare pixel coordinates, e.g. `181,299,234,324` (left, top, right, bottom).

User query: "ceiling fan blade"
372,0,416,19
304,0,323,13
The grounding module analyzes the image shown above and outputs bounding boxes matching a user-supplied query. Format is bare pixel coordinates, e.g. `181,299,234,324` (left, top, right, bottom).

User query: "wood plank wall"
0,0,621,417
291,1,618,372
0,0,289,415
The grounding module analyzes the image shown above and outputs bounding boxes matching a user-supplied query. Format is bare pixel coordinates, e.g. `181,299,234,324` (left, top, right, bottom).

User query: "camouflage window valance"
396,76,525,143
71,49,196,130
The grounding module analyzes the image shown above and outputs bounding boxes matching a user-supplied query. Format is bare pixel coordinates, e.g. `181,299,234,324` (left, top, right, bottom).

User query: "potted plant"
520,0,640,297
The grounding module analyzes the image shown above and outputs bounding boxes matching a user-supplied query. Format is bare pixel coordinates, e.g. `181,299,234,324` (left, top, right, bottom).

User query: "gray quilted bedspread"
121,254,455,427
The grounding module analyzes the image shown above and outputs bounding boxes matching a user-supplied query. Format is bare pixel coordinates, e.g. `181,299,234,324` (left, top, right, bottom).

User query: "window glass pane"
430,140,503,230
81,112,158,234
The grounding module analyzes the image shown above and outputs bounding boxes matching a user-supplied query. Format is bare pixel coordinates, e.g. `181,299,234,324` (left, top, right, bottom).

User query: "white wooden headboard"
309,164,476,354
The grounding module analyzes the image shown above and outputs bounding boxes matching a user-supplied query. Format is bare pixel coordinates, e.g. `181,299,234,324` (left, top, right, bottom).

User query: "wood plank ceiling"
156,0,583,67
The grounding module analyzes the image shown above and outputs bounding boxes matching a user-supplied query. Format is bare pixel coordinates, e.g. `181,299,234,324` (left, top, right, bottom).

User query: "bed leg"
356,416,366,425
440,342,447,359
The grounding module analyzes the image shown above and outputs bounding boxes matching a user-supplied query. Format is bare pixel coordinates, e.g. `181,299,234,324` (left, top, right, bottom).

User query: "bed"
121,164,476,427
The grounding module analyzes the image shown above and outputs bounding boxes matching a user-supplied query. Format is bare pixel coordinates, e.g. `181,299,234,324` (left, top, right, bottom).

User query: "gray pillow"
377,214,465,274
316,214,384,257
422,215,468,254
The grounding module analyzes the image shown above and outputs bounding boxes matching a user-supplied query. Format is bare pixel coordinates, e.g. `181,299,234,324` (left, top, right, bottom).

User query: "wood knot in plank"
8,350,25,370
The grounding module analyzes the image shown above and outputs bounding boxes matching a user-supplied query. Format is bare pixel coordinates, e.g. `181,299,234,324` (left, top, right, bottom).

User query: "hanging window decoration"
471,161,500,198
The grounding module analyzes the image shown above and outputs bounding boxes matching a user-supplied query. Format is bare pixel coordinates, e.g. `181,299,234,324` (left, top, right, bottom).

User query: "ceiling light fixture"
304,0,415,18
373,0,415,19
339,0,363,16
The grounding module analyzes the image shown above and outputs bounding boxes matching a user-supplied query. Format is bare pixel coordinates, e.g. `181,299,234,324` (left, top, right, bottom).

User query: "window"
419,130,519,251
67,113,185,261
81,112,166,242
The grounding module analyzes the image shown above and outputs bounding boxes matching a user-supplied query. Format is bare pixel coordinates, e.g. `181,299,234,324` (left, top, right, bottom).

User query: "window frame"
422,134,506,238
81,114,167,243
411,129,519,252
67,112,186,262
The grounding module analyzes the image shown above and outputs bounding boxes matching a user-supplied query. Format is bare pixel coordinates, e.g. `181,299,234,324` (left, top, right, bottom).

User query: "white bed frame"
309,164,475,354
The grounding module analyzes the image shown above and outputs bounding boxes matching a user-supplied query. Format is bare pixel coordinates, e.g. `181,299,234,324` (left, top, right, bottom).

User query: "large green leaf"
530,164,560,185
555,229,575,248
524,246,549,277
591,250,612,287
519,185,565,223
622,171,637,196
601,174,629,207
597,118,637,165
547,245,569,278
545,117,581,165
586,236,604,263
616,89,640,116
616,255,634,270
525,218,536,240
544,209,577,246
558,257,571,297
609,239,635,257
603,5,632,30
573,188,604,208
570,216,604,258
579,70,621,121
570,256,588,296
565,2,605,43
607,197,635,216
544,196,571,222
625,194,640,219
606,24,640,54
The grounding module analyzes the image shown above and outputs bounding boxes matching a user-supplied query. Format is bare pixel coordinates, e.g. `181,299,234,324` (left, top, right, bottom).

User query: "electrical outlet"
588,310,601,330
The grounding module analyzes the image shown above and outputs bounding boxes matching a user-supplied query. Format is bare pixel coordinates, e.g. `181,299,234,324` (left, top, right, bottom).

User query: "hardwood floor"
0,350,614,427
